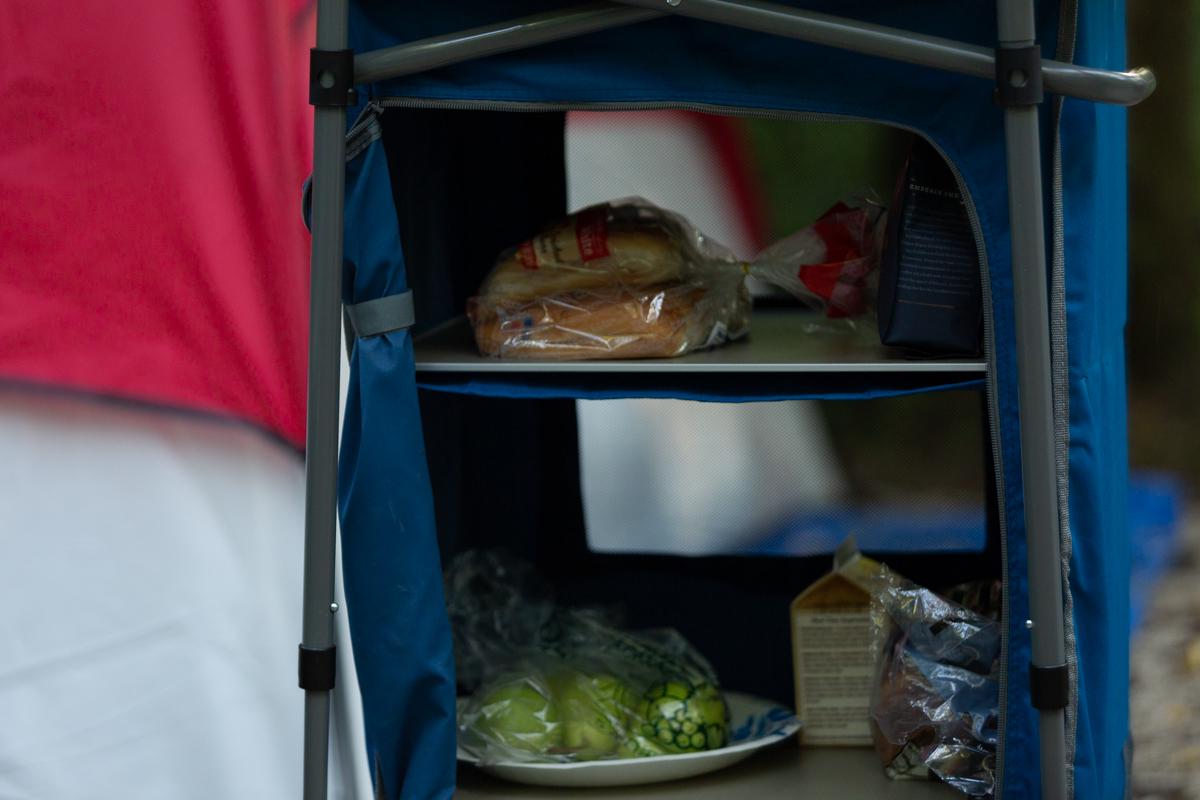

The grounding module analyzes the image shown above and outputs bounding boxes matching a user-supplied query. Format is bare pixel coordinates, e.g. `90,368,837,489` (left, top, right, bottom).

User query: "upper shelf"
412,310,985,401
414,310,985,375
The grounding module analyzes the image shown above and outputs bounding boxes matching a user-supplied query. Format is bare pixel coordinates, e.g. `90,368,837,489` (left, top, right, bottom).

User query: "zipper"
346,105,381,154
940,116,1012,800
368,94,1011,790
1051,3,1080,797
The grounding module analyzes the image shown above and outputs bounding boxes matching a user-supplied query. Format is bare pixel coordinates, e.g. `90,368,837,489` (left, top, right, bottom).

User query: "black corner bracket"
299,645,337,691
310,48,356,107
1030,663,1069,710
995,44,1044,107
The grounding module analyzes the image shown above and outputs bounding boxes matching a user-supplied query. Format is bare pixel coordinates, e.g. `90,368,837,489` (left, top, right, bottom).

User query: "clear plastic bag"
468,197,880,360
835,547,1001,796
443,549,559,693
445,550,731,764
752,199,882,319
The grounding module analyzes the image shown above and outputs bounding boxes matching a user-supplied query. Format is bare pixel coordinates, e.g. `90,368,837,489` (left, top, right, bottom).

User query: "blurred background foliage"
1127,4,1200,482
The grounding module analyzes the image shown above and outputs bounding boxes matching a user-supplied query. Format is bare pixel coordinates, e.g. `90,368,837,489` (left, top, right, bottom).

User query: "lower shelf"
456,746,964,799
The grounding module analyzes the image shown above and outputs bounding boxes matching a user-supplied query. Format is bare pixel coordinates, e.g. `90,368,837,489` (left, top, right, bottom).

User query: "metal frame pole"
606,0,1153,107
354,3,661,84
301,0,349,798
996,0,1069,798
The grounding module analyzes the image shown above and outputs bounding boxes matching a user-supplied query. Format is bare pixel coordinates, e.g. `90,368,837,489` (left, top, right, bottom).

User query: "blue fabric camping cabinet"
297,2,1153,799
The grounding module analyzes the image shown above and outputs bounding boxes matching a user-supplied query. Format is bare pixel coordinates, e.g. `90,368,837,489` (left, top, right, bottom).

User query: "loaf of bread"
478,209,688,304
470,285,711,360
469,201,751,360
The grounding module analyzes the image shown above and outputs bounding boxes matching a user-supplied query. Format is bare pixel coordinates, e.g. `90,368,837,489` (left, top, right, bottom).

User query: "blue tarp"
1128,473,1185,633
334,2,1132,797
744,474,1182,609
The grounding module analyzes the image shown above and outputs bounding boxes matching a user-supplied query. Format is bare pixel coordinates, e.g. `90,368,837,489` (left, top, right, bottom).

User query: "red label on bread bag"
516,240,539,270
798,262,844,305
810,204,864,264
574,207,610,262
799,259,872,318
798,204,873,318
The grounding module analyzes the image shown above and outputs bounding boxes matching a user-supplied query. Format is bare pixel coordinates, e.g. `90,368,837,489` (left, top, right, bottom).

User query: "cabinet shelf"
456,745,964,799
415,310,985,375
413,310,985,401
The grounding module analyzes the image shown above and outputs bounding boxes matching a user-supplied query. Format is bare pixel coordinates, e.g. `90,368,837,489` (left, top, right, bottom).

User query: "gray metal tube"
1046,64,1155,109
354,3,662,84
998,1,1068,798
618,0,996,76
302,0,349,797
606,0,1154,106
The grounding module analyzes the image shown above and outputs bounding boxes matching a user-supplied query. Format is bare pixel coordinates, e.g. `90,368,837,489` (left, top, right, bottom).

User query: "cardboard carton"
789,541,880,746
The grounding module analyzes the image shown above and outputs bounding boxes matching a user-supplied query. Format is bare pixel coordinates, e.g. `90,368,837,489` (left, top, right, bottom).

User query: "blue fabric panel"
744,505,988,556
351,0,1057,119
416,374,983,402
338,129,456,800
985,181,1039,800
1062,3,1131,797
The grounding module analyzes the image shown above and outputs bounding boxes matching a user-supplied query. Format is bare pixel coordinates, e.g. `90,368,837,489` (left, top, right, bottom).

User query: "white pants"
0,387,369,800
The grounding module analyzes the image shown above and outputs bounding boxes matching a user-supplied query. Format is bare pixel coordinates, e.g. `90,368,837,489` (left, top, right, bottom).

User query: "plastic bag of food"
752,199,881,319
467,197,880,360
443,549,558,693
458,626,731,764
835,547,1001,796
445,550,732,764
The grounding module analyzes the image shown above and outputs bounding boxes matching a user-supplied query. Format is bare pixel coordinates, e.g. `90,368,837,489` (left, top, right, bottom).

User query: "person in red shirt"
0,2,368,797
0,0,310,445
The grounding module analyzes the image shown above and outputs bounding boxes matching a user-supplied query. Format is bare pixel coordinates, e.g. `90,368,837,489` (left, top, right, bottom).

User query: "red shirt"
0,0,314,448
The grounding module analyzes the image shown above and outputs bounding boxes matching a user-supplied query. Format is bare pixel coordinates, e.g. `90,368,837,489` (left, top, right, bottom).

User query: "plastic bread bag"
750,199,882,321
445,550,731,764
467,197,881,360
833,544,1001,796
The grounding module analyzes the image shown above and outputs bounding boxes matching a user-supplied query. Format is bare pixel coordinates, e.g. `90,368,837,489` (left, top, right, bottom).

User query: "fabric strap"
345,291,414,338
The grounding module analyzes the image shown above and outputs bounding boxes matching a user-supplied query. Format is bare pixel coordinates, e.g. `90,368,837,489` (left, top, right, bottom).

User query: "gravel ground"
1131,513,1200,800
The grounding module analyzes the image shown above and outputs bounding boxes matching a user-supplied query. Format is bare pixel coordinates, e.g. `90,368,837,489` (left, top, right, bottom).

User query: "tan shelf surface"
456,745,965,799
415,311,986,375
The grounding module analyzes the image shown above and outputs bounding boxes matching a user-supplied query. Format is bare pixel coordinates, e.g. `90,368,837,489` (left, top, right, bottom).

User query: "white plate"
458,691,801,788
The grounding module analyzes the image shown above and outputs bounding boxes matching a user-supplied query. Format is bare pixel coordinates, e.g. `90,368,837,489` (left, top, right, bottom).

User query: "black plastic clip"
995,44,1044,107
309,49,356,107
298,645,337,691
1030,663,1069,710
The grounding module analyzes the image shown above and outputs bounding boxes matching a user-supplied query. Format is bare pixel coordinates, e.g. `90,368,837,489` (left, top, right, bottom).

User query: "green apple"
551,671,637,759
471,676,561,755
